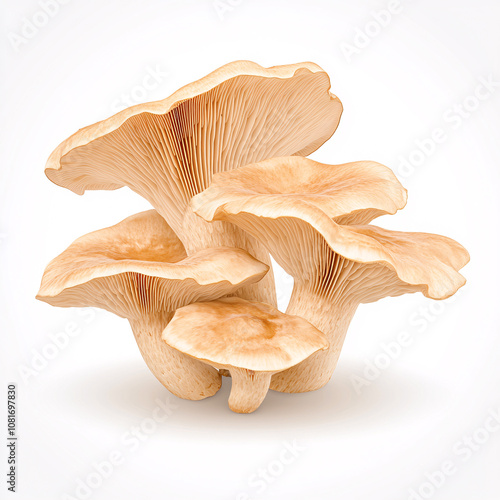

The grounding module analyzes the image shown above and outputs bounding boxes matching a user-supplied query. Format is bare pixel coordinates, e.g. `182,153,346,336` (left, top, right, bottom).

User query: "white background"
1,1,499,499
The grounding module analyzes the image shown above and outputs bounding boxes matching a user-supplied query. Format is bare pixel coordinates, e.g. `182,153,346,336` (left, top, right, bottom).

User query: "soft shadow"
52,358,440,438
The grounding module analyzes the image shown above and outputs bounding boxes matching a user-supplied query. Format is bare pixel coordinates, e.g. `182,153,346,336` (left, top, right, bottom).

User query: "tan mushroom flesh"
191,157,469,392
44,61,343,306
163,297,328,413
36,211,269,400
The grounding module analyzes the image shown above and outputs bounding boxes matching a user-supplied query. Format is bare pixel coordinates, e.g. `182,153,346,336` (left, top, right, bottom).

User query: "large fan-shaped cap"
36,210,269,317
191,157,467,300
45,61,343,234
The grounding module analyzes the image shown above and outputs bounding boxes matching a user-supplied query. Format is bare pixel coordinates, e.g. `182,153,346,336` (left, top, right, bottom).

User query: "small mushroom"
36,210,269,400
191,157,469,393
162,297,328,413
44,61,343,306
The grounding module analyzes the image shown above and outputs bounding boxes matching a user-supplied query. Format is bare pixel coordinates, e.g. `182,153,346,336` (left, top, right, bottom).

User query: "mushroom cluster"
38,61,469,413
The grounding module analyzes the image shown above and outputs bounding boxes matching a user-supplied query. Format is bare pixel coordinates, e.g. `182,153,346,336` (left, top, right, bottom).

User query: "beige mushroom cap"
162,297,328,372
44,61,342,234
343,225,469,300
191,159,468,300
36,211,269,318
191,156,407,228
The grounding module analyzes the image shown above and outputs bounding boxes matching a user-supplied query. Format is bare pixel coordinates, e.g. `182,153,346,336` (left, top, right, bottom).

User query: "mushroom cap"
191,161,468,300
44,61,342,234
162,297,328,372
340,225,469,300
36,211,269,319
191,156,407,227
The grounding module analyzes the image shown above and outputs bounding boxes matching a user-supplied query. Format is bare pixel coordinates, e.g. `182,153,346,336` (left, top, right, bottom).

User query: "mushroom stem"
129,313,222,400
270,283,358,393
181,209,276,306
228,368,273,414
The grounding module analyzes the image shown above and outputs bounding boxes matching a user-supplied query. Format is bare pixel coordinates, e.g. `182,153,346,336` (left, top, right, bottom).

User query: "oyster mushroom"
36,210,269,400
191,157,469,392
44,60,343,306
162,297,328,413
